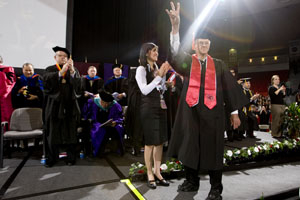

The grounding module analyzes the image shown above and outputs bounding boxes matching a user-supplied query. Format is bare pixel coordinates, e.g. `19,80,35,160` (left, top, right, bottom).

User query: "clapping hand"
157,61,171,77
165,2,180,34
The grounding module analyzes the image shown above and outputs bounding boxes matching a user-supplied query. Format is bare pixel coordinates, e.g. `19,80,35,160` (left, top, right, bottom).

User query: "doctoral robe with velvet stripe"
82,98,124,156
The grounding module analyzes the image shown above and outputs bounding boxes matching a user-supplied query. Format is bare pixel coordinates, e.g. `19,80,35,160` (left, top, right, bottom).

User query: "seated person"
104,64,128,106
81,65,104,103
82,91,124,157
79,66,104,156
12,63,43,108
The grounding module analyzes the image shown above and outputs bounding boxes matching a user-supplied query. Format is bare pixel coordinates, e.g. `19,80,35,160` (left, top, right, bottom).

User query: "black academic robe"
167,51,249,170
125,68,144,148
12,74,44,109
164,73,183,140
104,76,128,106
43,65,81,145
81,76,104,95
79,76,104,109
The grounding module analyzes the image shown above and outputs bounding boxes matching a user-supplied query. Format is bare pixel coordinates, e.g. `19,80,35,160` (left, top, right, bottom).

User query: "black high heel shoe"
147,179,157,189
154,174,170,186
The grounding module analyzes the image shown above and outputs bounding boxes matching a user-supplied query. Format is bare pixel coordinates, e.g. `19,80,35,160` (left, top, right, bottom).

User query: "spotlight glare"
182,0,221,51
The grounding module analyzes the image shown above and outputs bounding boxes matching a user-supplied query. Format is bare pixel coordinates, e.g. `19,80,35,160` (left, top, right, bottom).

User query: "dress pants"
185,165,223,193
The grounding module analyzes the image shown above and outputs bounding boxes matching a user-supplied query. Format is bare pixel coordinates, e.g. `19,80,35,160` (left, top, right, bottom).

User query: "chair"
0,108,43,168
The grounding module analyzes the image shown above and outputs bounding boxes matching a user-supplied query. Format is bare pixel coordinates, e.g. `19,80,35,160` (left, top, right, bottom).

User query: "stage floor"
1,131,300,200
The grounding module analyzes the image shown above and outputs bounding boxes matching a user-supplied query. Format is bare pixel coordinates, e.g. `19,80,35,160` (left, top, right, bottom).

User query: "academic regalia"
81,75,104,95
164,72,183,141
12,74,44,109
0,65,16,127
82,97,124,156
80,75,104,109
242,88,259,135
104,76,128,106
43,64,82,164
125,67,144,150
167,50,249,171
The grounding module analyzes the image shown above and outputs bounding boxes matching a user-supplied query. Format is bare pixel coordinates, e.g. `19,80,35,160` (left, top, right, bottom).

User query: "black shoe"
45,160,55,168
206,189,222,200
147,180,157,189
178,180,199,192
154,175,169,186
66,161,75,166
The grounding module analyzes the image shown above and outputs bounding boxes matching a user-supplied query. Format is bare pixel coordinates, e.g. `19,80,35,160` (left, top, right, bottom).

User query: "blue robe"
82,97,124,155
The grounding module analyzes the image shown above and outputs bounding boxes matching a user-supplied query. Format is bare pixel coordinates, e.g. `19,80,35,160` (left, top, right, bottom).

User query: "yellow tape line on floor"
120,179,145,200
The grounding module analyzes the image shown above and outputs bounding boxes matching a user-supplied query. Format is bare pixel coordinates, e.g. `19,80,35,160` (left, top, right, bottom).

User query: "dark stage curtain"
71,0,187,66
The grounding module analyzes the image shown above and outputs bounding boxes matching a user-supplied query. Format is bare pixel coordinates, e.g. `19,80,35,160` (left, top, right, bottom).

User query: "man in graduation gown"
81,65,104,101
12,63,44,109
241,78,260,138
166,3,249,199
43,46,82,167
79,65,104,156
104,64,128,106
82,91,124,157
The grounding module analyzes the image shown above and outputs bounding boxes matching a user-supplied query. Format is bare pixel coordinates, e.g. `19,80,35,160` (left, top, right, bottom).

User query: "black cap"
240,77,252,83
99,91,114,102
52,46,70,58
112,63,123,70
194,28,210,40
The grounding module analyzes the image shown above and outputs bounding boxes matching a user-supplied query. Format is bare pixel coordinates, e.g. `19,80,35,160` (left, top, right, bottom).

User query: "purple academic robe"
82,98,124,155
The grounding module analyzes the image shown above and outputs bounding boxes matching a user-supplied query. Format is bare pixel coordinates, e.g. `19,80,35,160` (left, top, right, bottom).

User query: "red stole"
185,54,216,109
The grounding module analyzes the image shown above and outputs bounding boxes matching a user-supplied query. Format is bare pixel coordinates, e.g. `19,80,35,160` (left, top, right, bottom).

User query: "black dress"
138,67,168,145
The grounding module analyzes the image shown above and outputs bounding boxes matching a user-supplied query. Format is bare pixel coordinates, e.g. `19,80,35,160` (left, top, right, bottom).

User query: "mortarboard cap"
240,77,252,83
112,63,123,70
52,46,70,58
99,91,114,102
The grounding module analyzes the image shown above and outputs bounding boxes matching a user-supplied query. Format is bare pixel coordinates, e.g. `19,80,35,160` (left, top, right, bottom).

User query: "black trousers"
185,165,223,193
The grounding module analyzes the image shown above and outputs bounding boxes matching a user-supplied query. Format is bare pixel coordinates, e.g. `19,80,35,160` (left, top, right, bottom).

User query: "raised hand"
165,1,180,34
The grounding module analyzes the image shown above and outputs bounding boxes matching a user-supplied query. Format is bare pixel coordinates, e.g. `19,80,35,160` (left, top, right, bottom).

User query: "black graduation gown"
43,65,81,145
167,52,249,170
79,76,104,109
125,68,144,148
104,76,128,106
12,74,44,109
164,73,183,140
81,76,104,95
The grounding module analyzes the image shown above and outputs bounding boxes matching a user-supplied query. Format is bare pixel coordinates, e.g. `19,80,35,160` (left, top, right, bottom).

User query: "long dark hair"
139,42,158,67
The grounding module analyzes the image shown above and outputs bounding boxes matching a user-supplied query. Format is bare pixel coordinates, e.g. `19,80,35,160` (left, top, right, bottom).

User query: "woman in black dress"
135,43,171,189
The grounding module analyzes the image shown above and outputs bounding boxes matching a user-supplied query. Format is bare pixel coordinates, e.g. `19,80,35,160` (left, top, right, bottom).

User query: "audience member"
241,78,260,138
268,75,286,138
